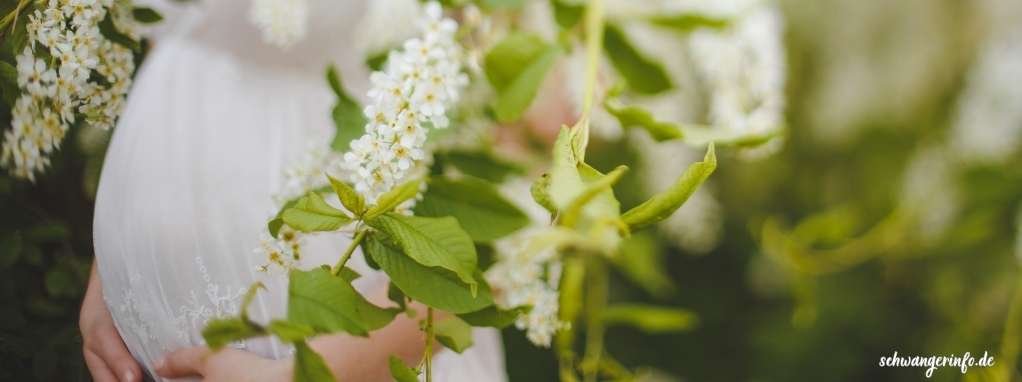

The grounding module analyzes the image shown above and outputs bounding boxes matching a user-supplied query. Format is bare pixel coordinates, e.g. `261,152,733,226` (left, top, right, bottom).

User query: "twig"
425,307,435,382
581,258,607,382
330,229,367,276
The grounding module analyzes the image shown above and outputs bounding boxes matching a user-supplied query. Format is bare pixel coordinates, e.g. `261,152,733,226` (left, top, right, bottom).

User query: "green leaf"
337,266,361,283
268,198,299,238
281,192,353,233
27,223,70,242
267,320,317,343
621,144,716,230
550,0,584,29
434,150,524,182
576,163,623,219
649,13,731,33
547,126,588,210
132,7,164,23
239,282,265,321
287,268,399,336
0,61,18,106
387,282,408,312
560,165,628,228
364,178,422,220
435,316,474,353
365,51,388,71
605,95,781,146
457,306,526,328
388,356,420,382
44,266,79,298
294,341,337,382
326,64,345,97
680,124,783,147
363,234,493,313
98,13,140,52
604,97,683,141
545,122,626,251
326,65,367,152
202,318,265,350
367,213,478,288
484,33,561,122
603,24,672,95
602,304,698,333
327,174,365,216
0,232,22,269
530,173,557,215
414,177,530,243
477,0,526,9
0,7,29,61
611,232,675,298
485,33,548,90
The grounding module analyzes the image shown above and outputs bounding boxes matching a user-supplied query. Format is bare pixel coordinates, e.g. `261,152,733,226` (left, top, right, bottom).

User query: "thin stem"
0,0,31,36
581,258,607,382
330,229,367,276
555,2,605,380
556,256,586,382
580,0,604,118
424,307,435,382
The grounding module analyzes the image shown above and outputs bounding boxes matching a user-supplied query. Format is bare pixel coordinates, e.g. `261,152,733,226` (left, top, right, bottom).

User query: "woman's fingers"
89,323,143,382
81,262,142,382
154,346,209,379
83,348,118,382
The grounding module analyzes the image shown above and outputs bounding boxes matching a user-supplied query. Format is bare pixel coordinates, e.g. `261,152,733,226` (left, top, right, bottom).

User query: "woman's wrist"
271,358,293,381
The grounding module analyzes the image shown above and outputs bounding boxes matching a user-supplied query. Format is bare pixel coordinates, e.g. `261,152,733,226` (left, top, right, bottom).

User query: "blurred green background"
2,0,1021,380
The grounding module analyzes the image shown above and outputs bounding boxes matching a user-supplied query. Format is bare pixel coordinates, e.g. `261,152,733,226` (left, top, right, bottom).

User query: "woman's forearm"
307,287,447,380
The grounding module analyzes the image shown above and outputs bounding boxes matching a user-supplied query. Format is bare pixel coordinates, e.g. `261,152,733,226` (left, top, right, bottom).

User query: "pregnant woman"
78,0,506,380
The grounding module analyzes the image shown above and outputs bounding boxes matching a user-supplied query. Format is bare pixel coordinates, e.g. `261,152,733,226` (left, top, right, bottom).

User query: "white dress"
91,1,506,381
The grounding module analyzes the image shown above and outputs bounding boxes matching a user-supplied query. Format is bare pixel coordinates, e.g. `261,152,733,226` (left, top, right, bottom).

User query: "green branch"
580,0,604,117
581,258,607,382
330,229,367,276
425,307,435,382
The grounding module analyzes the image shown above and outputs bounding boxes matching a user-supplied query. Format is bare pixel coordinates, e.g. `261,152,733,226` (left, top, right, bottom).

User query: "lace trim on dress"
107,256,248,352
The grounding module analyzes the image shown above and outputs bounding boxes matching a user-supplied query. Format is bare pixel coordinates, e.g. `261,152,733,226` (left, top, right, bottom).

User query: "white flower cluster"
255,225,305,273
342,2,467,204
485,228,568,347
949,22,1022,164
689,4,785,136
1,0,138,181
274,136,335,206
249,0,308,49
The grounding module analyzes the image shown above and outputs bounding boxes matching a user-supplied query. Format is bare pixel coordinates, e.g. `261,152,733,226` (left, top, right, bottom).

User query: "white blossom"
485,227,570,347
689,4,786,137
342,1,466,204
249,0,308,48
2,0,138,180
255,225,306,273
949,22,1022,163
274,135,336,206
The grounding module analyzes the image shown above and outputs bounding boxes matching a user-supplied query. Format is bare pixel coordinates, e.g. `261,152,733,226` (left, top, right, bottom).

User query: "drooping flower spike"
342,1,467,204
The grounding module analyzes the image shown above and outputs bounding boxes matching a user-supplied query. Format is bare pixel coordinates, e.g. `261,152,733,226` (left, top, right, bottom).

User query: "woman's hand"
155,346,291,382
80,262,143,382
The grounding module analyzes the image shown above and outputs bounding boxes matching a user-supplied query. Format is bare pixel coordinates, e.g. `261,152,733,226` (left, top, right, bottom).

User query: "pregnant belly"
91,37,343,379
